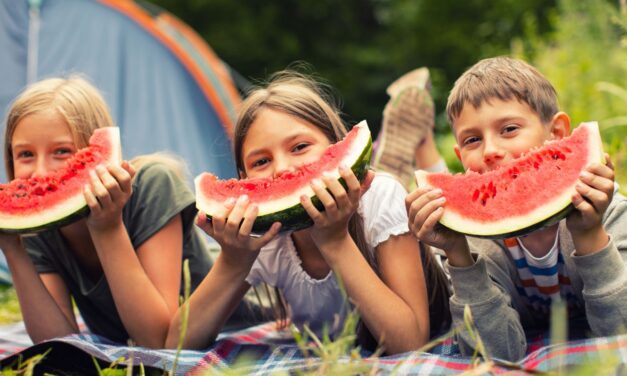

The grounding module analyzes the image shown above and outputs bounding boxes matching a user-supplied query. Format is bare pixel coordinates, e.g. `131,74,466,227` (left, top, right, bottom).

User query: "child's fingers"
238,204,259,237
83,184,102,214
584,162,615,182
407,189,442,223
405,188,431,212
322,174,351,209
97,166,124,203
89,169,113,207
257,222,282,244
360,169,375,195
571,192,595,217
339,165,361,202
300,194,323,223
107,164,133,195
310,178,338,218
121,161,137,179
579,170,615,199
604,153,614,170
195,212,214,236
211,198,236,234
420,206,444,237
224,195,249,236
412,195,446,233
575,182,609,213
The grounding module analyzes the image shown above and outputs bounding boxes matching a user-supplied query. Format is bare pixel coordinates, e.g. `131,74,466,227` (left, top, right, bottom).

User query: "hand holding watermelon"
300,165,367,247
567,156,615,255
84,162,135,232
196,195,282,267
405,186,474,267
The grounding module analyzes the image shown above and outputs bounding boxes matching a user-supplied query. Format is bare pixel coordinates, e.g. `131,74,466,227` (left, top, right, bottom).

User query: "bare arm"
166,201,281,350
165,253,251,349
90,215,183,348
302,168,430,353
321,233,430,354
2,237,78,343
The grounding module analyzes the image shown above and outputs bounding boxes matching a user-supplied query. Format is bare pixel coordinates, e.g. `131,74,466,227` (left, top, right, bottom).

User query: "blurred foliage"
143,0,556,137
514,0,627,189
0,285,21,324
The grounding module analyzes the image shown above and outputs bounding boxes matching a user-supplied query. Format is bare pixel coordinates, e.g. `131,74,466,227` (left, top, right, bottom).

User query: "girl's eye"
251,158,270,168
54,148,74,156
291,143,310,153
462,136,480,146
16,150,34,159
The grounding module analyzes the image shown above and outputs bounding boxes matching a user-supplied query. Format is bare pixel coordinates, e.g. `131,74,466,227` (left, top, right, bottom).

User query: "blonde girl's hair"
4,75,114,180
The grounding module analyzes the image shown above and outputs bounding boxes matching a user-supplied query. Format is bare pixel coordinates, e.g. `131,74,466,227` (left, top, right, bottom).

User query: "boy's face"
452,98,569,173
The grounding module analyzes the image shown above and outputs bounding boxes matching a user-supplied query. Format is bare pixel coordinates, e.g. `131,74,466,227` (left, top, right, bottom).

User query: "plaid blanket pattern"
0,320,625,375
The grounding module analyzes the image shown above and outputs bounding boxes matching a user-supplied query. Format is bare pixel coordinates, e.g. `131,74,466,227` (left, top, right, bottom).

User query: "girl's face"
241,108,331,179
11,111,77,180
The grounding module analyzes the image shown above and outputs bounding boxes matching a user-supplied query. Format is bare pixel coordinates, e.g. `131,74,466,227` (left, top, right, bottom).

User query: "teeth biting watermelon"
195,121,372,234
0,127,121,234
415,122,604,239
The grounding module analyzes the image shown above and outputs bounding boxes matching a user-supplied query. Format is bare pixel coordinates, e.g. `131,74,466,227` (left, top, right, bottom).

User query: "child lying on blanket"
406,56,627,361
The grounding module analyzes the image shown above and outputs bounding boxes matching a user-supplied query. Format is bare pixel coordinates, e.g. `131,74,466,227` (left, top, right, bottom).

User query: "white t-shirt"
246,173,410,335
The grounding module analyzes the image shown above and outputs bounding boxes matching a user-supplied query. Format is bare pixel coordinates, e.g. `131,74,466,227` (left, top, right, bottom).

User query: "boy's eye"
502,124,519,134
291,143,310,153
462,136,480,146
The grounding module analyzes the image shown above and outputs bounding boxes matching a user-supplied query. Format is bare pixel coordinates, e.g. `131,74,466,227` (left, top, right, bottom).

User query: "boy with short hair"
406,56,627,361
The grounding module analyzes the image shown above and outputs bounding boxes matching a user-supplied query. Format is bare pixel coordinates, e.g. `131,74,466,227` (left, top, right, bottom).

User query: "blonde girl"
0,76,214,348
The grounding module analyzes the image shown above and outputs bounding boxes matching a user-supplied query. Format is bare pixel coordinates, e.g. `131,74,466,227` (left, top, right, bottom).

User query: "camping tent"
0,0,243,283
0,0,241,182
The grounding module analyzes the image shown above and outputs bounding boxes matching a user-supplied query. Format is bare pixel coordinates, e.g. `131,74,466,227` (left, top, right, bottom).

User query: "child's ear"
454,144,462,162
549,112,570,140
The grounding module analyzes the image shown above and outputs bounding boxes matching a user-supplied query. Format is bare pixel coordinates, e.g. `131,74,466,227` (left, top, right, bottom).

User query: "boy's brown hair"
446,56,559,126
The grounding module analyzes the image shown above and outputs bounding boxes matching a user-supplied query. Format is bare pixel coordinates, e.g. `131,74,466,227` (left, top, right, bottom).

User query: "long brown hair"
234,70,450,346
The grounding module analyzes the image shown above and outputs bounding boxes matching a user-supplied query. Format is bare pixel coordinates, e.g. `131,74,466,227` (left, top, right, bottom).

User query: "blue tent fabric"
0,0,241,284
0,0,238,182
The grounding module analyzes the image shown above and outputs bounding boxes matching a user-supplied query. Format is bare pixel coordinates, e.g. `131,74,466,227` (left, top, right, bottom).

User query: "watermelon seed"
472,189,480,201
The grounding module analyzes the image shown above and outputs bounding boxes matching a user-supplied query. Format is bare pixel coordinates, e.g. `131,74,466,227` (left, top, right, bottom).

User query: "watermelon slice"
195,121,372,234
0,127,122,234
415,122,604,239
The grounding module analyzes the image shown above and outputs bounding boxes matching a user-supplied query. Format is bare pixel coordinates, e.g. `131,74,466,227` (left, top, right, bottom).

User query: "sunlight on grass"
0,285,21,325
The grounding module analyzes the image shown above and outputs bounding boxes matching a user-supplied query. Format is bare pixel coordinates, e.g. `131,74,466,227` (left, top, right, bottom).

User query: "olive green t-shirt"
24,162,212,343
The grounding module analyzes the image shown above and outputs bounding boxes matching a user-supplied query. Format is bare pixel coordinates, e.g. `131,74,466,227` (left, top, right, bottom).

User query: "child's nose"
32,158,51,177
482,139,505,164
272,157,296,178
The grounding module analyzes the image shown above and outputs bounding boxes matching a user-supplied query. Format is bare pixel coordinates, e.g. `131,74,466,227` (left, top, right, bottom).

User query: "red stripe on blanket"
525,338,627,369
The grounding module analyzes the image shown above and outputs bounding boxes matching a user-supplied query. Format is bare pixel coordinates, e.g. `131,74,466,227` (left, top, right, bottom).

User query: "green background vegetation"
146,0,626,187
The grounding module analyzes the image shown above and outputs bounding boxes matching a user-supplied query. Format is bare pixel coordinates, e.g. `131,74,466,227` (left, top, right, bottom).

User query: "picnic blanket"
0,320,625,375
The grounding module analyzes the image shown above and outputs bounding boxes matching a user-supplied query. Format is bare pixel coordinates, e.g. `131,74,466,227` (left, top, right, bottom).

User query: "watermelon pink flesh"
198,122,361,204
416,122,603,237
0,127,121,231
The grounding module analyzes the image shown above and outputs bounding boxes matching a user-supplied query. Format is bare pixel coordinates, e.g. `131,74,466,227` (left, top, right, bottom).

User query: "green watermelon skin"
197,121,373,235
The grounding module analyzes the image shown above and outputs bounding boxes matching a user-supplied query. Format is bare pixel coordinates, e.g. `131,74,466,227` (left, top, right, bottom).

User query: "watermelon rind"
415,122,604,239
0,127,122,234
196,121,373,234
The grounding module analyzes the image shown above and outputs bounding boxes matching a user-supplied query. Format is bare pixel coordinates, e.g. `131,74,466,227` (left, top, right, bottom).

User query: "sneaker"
372,67,435,190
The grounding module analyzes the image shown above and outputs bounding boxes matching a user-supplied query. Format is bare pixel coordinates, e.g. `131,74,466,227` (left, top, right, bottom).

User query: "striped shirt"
505,236,580,316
